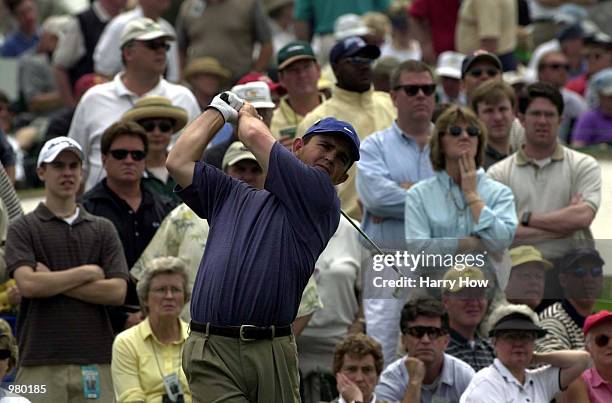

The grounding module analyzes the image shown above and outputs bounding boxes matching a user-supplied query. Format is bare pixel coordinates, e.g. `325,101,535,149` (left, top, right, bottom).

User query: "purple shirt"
572,108,612,145
178,142,340,326
583,367,612,403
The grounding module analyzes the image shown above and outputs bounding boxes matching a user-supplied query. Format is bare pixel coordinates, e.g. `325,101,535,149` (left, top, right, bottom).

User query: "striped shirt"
446,329,496,372
536,300,586,352
0,164,22,221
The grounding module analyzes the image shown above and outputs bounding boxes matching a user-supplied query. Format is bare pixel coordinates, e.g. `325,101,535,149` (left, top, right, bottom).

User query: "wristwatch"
521,211,532,227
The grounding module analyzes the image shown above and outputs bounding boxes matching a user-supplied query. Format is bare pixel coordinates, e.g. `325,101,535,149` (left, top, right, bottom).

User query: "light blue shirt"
375,354,475,403
356,121,434,249
404,169,517,254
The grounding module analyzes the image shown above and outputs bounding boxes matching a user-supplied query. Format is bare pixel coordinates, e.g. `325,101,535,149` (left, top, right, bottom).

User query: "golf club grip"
221,93,230,104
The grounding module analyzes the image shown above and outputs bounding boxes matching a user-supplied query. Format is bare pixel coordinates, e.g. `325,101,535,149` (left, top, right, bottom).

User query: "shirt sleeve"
374,361,408,402
460,378,505,403
294,0,314,22
535,317,573,352
98,218,130,280
570,112,595,144
0,134,16,167
296,276,322,317
93,19,122,77
533,365,562,397
475,0,502,39
52,16,84,68
252,0,272,43
5,217,36,276
68,97,92,181
572,153,601,213
356,135,407,219
111,333,147,403
472,180,517,252
130,211,178,280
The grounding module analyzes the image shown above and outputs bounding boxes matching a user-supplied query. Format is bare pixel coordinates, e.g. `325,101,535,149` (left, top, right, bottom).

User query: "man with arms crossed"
166,93,360,402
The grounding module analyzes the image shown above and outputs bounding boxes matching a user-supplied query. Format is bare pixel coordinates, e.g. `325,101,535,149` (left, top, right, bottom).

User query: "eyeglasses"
394,84,436,96
446,126,480,137
595,334,612,347
139,119,174,133
497,331,536,342
468,68,500,78
404,326,447,339
569,266,603,278
109,149,146,161
539,63,570,71
140,40,170,52
341,56,374,65
151,286,184,296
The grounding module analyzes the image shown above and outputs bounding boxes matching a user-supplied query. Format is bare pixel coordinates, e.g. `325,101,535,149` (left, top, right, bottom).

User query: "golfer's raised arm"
237,103,277,175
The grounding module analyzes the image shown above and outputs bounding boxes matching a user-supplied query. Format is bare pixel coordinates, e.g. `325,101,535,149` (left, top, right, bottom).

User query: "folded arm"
13,264,103,298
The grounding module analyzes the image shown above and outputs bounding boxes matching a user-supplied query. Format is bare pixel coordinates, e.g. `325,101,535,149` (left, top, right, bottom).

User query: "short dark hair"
390,60,436,90
400,297,448,333
4,0,26,14
332,333,384,376
471,80,516,112
518,82,564,116
100,121,148,155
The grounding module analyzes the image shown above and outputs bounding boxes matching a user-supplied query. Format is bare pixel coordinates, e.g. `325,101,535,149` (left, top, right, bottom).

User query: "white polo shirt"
460,358,561,403
68,73,201,191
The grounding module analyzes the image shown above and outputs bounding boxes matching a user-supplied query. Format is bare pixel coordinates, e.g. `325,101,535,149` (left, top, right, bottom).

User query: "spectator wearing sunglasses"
536,248,605,353
405,105,516,261
357,59,435,367
537,49,588,144
69,18,200,192
376,297,475,403
577,310,612,402
82,121,174,334
487,83,601,263
122,96,188,206
297,36,395,220
566,31,612,98
460,303,590,403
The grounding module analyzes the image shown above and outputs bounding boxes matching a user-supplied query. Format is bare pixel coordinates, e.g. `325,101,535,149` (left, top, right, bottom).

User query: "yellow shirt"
296,86,396,220
270,93,327,139
111,318,192,403
455,0,517,55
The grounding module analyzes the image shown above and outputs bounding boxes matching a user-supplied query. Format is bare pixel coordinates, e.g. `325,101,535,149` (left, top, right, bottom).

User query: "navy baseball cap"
461,50,502,78
303,117,360,162
329,36,381,64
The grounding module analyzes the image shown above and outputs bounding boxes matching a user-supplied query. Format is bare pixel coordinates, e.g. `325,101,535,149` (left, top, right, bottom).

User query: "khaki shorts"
182,330,300,403
15,364,113,403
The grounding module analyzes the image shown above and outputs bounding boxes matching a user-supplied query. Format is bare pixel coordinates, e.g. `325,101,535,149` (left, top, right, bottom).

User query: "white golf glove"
206,92,244,124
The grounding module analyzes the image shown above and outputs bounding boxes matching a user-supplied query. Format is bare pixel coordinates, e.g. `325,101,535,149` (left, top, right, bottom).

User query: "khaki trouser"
182,330,300,403
15,364,113,403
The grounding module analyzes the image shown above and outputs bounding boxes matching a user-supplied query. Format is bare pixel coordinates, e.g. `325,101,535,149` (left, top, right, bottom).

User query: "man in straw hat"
166,88,360,401
505,245,552,311
460,303,590,402
122,95,188,204
6,136,129,402
69,17,200,192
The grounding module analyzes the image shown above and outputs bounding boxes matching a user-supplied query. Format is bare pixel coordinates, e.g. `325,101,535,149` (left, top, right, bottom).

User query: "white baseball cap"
120,18,175,48
436,51,465,80
334,14,372,41
37,137,84,168
231,82,275,109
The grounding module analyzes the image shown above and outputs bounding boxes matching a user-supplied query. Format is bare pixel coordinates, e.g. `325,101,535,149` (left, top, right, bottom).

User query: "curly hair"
332,333,384,376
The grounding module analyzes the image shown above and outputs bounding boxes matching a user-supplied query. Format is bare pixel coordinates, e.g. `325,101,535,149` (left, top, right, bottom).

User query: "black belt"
190,321,292,341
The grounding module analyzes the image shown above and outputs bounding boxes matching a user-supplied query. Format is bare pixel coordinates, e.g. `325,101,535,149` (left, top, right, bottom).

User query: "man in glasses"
536,248,605,353
357,59,435,367
5,136,129,402
82,121,174,333
460,50,502,104
297,36,395,221
580,310,612,401
537,49,588,144
375,297,475,403
69,18,200,192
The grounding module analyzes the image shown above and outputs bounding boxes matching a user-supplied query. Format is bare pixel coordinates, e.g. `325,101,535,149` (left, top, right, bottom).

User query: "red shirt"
565,74,588,96
408,0,460,55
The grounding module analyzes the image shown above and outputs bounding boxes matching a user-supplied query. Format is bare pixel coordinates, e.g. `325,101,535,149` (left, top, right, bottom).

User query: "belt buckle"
239,325,258,341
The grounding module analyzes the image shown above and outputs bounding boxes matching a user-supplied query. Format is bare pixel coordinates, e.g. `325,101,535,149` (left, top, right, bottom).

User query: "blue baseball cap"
329,36,381,64
303,117,360,162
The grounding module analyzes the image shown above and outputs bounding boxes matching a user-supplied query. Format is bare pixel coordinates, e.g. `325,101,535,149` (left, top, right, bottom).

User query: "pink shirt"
583,367,612,403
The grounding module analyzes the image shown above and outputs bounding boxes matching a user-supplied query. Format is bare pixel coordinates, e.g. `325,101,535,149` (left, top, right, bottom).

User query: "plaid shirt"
445,328,495,372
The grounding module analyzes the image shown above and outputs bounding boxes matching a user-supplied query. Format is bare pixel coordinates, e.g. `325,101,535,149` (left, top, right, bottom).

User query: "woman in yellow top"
111,257,192,403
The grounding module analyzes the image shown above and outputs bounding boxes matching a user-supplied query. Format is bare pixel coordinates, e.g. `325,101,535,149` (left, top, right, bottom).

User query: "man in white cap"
436,51,466,105
69,17,200,192
94,0,179,82
5,136,129,402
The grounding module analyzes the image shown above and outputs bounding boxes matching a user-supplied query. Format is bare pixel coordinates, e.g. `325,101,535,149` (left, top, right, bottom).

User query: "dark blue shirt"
0,30,39,57
179,142,340,326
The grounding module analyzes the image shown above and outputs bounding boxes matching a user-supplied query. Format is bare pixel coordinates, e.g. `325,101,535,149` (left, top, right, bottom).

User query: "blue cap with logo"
329,36,381,64
303,117,360,162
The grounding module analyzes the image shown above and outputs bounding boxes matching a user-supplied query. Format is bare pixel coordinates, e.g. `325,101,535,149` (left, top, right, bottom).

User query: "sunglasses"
595,334,612,348
0,349,10,359
394,84,436,96
497,331,536,342
569,266,603,278
341,56,374,65
139,120,174,133
404,326,447,339
468,68,500,78
140,40,170,52
109,149,146,161
446,126,480,137
539,63,570,71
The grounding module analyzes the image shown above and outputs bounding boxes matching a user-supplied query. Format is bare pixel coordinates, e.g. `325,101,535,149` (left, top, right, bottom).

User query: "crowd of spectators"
0,0,611,402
